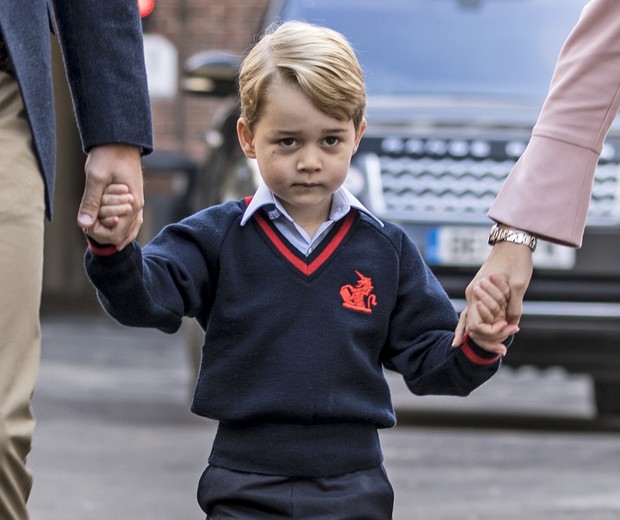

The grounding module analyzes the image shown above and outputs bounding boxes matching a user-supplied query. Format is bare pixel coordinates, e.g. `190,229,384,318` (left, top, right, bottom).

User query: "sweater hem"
208,422,383,478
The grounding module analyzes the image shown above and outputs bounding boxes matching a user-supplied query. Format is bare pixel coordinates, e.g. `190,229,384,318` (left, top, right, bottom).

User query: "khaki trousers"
0,71,45,520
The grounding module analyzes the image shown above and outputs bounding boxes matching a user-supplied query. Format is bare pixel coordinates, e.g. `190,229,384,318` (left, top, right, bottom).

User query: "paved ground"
27,313,620,519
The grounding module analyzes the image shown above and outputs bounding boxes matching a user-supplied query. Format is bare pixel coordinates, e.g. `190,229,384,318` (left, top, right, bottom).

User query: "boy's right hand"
84,184,142,249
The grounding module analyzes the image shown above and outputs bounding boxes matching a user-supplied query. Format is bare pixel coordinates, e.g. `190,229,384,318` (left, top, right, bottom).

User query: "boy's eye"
324,136,341,146
280,138,297,147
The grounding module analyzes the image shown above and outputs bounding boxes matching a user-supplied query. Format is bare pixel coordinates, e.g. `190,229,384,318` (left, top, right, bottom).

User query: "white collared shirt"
241,183,383,256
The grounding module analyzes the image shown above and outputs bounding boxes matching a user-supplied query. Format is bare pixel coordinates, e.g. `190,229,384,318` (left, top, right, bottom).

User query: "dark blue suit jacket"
0,0,153,218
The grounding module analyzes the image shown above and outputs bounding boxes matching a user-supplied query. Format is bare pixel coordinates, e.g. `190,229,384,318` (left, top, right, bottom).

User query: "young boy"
85,21,515,520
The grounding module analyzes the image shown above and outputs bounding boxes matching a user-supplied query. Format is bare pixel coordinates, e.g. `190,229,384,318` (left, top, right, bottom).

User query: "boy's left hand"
456,273,518,356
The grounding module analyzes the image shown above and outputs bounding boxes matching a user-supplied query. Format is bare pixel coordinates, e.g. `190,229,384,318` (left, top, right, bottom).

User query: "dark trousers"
198,465,394,519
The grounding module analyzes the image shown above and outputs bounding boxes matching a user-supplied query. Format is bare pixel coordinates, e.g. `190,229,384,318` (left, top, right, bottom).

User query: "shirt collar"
240,182,383,227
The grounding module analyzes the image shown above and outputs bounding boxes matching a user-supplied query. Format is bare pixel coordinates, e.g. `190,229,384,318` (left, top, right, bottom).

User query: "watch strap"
488,224,537,252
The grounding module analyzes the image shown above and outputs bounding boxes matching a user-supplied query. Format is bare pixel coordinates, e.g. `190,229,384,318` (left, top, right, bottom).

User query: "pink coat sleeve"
488,0,620,247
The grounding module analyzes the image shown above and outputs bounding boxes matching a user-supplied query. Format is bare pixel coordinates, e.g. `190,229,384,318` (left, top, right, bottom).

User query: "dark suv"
183,0,620,416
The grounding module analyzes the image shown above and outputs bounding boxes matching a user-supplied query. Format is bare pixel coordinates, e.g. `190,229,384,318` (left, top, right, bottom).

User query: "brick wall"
144,0,269,160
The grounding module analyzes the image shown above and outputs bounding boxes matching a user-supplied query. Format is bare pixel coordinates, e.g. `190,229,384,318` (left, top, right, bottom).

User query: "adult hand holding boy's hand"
454,242,533,348
83,184,142,250
457,273,518,356
78,144,144,249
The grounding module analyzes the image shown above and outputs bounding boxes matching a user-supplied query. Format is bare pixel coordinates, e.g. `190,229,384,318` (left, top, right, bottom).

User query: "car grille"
359,136,620,225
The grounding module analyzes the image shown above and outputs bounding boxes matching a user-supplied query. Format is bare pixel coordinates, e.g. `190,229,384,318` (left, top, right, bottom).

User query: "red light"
138,0,155,17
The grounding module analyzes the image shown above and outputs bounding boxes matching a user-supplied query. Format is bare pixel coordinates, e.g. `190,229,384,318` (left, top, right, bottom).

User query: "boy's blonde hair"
238,21,366,131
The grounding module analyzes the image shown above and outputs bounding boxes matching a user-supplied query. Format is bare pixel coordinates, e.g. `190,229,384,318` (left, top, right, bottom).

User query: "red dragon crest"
340,270,377,314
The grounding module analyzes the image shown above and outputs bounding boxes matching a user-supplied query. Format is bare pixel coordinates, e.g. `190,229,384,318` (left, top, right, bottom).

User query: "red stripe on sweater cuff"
87,241,118,257
460,334,500,366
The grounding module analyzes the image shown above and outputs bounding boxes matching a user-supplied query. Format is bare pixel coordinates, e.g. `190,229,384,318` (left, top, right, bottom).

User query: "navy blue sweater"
85,199,502,477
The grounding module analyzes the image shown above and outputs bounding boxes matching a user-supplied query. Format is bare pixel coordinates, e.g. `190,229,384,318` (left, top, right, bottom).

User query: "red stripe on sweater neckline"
253,211,356,276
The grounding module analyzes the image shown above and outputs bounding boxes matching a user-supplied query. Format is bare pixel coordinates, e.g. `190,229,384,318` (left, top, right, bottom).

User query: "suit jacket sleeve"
488,0,620,247
51,0,153,154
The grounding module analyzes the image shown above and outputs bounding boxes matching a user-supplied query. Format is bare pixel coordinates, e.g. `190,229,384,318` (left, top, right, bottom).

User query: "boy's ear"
353,118,367,154
237,118,256,158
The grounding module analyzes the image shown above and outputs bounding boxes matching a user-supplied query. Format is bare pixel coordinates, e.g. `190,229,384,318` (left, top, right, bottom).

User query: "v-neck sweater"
85,198,502,477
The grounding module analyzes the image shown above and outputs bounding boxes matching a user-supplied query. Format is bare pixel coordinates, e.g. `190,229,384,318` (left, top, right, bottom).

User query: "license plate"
426,226,576,269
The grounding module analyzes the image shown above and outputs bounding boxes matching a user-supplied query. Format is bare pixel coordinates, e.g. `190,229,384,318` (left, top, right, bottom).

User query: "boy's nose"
297,147,321,172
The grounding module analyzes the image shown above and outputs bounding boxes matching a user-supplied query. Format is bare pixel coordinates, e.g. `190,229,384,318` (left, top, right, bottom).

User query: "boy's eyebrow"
322,127,350,134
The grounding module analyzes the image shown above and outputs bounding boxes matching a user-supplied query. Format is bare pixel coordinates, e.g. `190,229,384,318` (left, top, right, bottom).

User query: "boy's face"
237,80,366,225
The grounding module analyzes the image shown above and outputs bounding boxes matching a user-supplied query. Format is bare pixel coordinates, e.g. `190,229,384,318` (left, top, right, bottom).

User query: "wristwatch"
488,224,537,252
